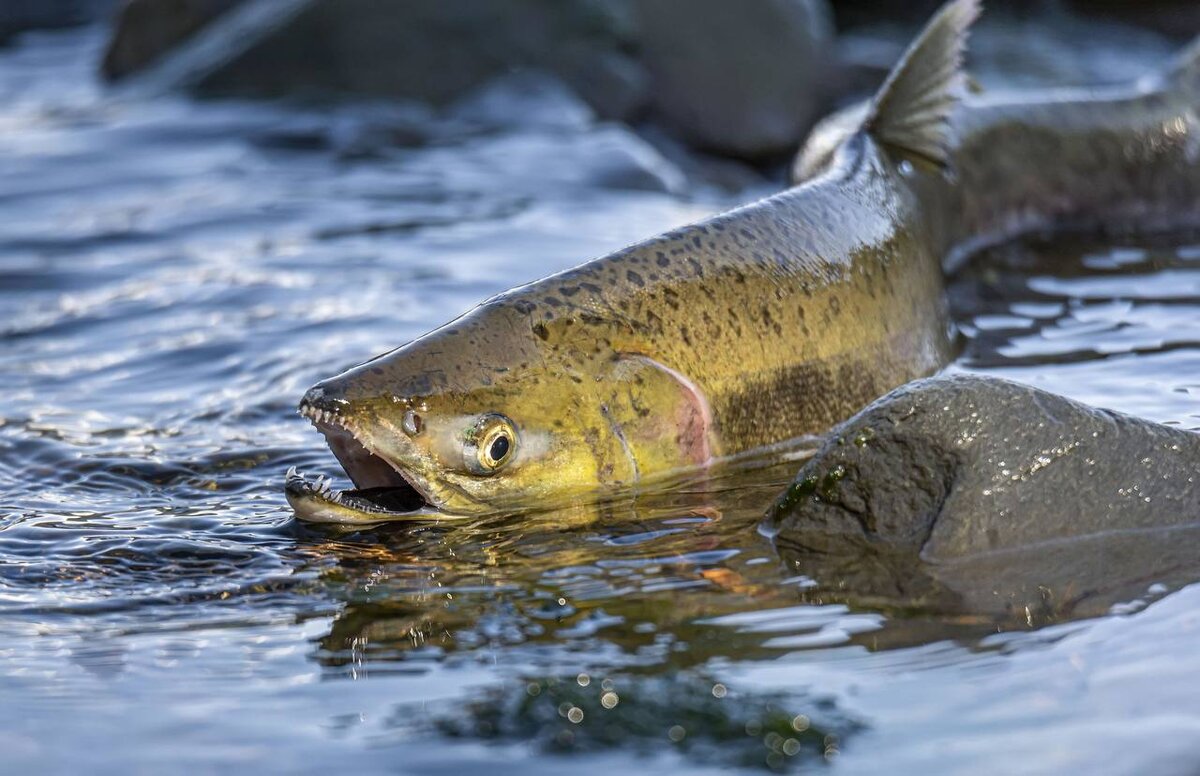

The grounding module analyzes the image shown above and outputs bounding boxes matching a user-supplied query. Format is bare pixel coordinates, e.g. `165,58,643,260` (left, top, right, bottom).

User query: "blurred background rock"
14,0,1200,163
0,0,113,42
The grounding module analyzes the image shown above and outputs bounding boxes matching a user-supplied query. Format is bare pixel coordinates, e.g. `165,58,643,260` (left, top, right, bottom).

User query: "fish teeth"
297,403,352,433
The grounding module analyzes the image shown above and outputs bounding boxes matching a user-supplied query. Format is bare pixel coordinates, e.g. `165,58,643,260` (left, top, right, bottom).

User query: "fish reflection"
290,449,816,672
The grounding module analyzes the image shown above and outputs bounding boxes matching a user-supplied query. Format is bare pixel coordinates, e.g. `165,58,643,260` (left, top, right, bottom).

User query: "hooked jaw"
286,384,439,522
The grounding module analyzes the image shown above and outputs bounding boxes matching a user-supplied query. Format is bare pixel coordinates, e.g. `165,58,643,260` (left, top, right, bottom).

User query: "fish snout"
299,380,353,425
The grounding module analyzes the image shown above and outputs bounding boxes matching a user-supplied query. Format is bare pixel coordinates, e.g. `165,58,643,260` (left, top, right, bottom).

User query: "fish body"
290,144,953,517
289,0,1200,521
799,42,1200,264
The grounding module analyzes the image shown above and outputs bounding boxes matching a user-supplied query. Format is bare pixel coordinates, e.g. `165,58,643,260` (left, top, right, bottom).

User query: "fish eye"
464,413,517,475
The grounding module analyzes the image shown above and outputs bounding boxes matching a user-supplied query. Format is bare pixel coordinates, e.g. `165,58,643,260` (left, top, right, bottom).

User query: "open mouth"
286,403,436,523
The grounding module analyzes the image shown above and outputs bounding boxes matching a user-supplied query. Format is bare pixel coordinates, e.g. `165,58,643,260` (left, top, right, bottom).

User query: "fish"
287,0,1200,522
794,15,1200,266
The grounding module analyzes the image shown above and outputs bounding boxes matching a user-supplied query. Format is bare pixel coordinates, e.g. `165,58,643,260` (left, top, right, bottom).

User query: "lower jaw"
284,466,453,524
293,417,446,522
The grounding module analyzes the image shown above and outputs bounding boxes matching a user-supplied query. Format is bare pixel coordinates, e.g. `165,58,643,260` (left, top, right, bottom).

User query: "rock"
102,0,244,79
1,0,113,43
110,0,651,122
632,0,835,158
576,126,689,193
99,0,844,159
448,72,595,133
769,374,1200,622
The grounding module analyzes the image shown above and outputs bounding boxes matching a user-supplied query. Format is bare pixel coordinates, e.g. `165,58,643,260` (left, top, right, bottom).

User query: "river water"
3,25,1200,775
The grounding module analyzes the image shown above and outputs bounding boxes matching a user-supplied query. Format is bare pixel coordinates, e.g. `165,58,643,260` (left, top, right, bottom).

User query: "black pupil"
488,434,510,462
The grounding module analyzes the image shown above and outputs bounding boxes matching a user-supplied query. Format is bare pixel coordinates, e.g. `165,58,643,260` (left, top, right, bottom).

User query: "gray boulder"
100,0,836,158
105,0,649,119
769,374,1200,622
1,0,113,42
632,0,834,158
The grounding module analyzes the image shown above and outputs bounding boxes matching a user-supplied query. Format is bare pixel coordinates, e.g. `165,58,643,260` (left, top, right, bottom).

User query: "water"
3,26,1200,775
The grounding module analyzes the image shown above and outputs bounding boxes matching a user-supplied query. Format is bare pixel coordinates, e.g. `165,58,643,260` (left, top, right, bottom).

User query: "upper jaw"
297,397,442,511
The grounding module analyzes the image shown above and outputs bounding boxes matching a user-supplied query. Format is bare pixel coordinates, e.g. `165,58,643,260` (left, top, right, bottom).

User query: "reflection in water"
427,672,856,769
775,524,1194,631
299,451,816,677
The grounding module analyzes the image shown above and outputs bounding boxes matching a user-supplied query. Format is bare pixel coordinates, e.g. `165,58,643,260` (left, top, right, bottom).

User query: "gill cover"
598,354,716,485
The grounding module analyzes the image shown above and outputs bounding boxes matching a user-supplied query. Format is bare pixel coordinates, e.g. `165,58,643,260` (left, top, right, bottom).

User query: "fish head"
293,299,714,521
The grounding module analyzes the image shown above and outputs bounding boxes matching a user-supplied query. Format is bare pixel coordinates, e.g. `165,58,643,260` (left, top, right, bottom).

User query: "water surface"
3,27,1200,775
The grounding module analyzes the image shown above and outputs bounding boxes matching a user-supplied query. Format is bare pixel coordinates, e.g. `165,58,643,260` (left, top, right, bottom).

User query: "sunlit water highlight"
2,26,1199,775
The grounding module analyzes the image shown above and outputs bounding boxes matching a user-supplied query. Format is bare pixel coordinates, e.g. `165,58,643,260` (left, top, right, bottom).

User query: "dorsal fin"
863,0,980,168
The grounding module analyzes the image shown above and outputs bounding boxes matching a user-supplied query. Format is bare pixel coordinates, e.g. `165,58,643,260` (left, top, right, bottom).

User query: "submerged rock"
429,672,858,768
769,374,1200,623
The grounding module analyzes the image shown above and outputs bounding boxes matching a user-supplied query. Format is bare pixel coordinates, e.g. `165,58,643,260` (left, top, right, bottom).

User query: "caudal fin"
863,0,980,168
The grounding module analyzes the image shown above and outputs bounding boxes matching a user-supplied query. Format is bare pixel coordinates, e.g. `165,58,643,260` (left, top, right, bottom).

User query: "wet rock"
769,374,1200,622
101,0,243,79
632,0,835,158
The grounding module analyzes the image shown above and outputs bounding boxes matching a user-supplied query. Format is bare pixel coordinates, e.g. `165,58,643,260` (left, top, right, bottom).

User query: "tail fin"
862,0,980,168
